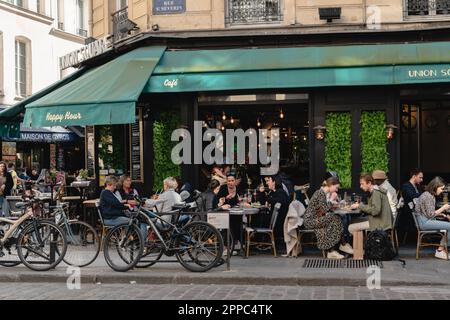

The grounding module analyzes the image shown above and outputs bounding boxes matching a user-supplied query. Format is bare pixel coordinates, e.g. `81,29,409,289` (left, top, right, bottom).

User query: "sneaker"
327,250,344,260
339,243,354,255
435,249,449,260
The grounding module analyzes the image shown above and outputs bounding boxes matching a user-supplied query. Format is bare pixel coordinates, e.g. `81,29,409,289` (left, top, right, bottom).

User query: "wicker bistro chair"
95,201,114,250
412,212,448,260
245,203,281,257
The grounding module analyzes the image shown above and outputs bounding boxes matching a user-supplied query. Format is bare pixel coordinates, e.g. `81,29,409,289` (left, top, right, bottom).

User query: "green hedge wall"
153,111,181,191
360,111,389,174
325,112,352,189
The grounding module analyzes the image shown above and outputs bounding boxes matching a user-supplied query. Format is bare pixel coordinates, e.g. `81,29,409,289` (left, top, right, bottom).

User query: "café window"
225,0,283,26
15,38,31,98
5,0,25,8
405,0,450,16
97,125,127,175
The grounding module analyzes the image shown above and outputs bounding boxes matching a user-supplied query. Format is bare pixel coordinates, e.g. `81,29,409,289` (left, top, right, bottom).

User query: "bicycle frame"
138,206,188,252
0,208,33,244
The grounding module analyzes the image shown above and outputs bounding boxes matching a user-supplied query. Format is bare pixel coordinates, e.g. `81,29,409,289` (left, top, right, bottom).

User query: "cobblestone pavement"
2,283,450,300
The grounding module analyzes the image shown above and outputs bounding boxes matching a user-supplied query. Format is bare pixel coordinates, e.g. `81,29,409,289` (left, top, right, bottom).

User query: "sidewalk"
1,247,450,287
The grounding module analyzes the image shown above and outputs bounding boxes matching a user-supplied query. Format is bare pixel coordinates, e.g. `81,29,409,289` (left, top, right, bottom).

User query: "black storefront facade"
1,29,450,195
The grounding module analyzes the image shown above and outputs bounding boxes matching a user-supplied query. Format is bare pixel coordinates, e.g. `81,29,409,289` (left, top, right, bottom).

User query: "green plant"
360,111,389,174
78,169,89,179
98,126,126,170
325,112,352,189
153,111,181,191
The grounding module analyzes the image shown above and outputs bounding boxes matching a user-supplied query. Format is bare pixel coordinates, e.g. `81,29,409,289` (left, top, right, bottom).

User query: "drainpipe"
362,0,367,26
87,0,93,38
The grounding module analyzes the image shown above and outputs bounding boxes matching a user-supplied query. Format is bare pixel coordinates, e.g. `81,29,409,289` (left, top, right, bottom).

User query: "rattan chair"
245,203,281,257
412,212,448,260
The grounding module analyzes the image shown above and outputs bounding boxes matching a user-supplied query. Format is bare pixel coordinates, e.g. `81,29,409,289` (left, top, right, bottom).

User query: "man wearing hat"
372,170,398,219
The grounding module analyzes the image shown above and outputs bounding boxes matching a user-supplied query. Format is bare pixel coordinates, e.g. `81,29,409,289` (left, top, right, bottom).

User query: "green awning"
23,46,166,128
144,41,450,93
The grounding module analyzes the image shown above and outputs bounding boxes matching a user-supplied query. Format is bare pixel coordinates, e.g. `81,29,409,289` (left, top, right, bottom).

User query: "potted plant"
77,169,89,181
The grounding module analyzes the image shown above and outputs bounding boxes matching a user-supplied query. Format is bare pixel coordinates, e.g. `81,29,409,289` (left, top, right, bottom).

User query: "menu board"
57,147,64,170
2,142,16,162
85,126,96,177
130,109,143,182
50,144,56,170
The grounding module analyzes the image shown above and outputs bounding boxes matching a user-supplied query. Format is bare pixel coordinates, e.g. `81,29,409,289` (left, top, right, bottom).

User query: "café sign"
59,36,112,70
46,112,82,123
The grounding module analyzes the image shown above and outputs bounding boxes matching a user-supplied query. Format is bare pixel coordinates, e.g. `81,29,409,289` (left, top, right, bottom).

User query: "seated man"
148,177,183,224
100,175,146,237
349,174,393,235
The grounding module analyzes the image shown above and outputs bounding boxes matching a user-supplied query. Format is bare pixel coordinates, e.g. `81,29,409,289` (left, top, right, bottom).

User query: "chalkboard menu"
85,126,96,177
57,147,64,170
130,109,143,182
50,144,56,170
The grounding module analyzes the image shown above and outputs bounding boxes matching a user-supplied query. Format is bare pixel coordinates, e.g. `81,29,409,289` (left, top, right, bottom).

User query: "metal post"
49,232,56,267
227,228,230,271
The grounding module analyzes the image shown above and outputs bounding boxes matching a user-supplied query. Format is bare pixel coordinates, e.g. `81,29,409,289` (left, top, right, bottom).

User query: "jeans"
104,216,148,241
416,214,450,247
340,214,352,243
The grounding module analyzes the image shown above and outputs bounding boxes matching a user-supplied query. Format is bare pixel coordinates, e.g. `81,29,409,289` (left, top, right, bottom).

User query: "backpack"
365,229,396,261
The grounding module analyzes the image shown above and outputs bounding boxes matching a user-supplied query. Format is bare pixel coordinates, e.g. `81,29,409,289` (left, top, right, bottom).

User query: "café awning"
23,46,166,128
144,41,450,92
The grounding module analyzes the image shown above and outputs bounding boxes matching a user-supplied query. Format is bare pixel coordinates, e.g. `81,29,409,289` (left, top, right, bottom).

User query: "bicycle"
52,203,100,267
0,197,67,271
103,197,224,272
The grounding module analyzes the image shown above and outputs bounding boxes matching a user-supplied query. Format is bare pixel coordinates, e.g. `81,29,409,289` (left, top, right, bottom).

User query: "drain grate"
302,259,383,269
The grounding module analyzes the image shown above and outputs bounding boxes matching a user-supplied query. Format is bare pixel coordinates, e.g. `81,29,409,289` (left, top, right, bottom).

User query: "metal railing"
112,6,138,42
58,22,64,30
405,0,450,16
225,0,283,26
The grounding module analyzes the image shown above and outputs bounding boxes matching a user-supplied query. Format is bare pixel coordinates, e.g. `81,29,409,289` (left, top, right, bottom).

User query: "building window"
116,0,128,10
5,0,25,8
15,39,30,98
76,0,87,37
0,32,3,96
57,0,64,30
226,0,283,26
406,0,450,16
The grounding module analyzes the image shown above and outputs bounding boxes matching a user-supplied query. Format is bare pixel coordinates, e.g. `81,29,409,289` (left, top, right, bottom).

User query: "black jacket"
401,182,421,211
99,189,127,219
218,185,239,207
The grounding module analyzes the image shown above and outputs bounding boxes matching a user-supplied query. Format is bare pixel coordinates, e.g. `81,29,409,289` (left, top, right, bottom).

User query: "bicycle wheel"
176,221,223,272
136,229,164,268
103,223,143,272
17,220,67,271
60,221,100,267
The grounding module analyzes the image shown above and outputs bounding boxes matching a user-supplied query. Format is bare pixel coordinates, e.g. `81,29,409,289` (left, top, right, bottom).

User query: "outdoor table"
70,181,91,201
83,199,99,227
331,208,364,260
228,206,262,257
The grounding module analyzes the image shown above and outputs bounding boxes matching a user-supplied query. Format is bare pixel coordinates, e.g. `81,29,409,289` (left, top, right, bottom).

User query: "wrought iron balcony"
406,0,450,16
225,0,283,26
112,6,139,42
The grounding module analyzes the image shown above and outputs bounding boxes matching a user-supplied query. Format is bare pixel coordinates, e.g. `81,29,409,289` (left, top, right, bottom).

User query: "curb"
0,273,448,287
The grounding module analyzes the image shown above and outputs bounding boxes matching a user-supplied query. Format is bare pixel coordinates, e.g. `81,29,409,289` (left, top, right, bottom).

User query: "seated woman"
414,177,450,260
115,174,139,210
303,175,352,259
198,179,221,212
99,175,146,238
